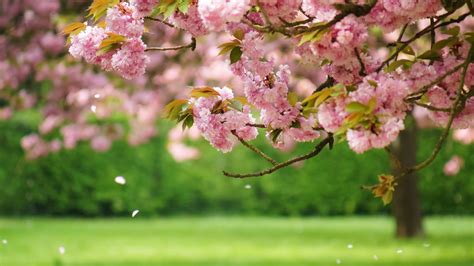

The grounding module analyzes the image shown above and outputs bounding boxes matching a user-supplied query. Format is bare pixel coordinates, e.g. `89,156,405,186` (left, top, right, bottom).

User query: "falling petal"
58,246,66,255
114,176,126,185
373,255,379,261
336,259,342,264
423,243,431,248
347,244,353,249
245,184,252,189
91,105,97,113
132,210,140,218
94,94,101,99
396,249,403,254
2,239,7,244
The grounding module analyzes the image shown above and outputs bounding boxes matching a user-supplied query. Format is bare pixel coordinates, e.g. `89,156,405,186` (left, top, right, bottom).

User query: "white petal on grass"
245,184,252,189
132,210,140,218
114,176,126,185
58,246,66,255
396,249,403,254
336,259,342,264
2,239,7,244
347,244,353,249
373,255,379,261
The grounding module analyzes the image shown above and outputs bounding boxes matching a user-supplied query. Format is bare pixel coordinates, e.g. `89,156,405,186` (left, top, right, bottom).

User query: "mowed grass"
0,217,472,266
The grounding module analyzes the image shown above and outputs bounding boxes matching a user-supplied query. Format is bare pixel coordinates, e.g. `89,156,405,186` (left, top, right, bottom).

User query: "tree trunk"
391,119,424,238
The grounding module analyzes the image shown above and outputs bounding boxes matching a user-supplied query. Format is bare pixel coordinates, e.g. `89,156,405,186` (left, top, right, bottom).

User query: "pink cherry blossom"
198,0,251,31
111,39,150,80
106,2,144,38
443,155,464,176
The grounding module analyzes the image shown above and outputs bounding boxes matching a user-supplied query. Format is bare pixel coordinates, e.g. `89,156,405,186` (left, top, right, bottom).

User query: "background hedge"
0,115,472,217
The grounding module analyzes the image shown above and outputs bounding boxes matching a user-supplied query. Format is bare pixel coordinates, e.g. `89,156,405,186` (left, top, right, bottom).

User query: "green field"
0,217,472,266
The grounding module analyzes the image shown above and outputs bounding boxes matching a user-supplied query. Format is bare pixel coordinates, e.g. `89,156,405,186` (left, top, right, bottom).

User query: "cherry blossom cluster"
17,0,474,182
190,87,258,152
179,0,472,155
69,1,150,79
0,0,62,119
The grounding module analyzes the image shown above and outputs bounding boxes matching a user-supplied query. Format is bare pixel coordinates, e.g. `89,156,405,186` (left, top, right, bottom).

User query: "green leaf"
62,22,86,36
367,80,378,88
232,29,245,41
288,92,298,106
321,58,332,66
298,31,317,46
298,23,329,46
190,87,219,98
432,36,459,51
385,59,414,72
417,50,441,61
164,99,188,120
270,129,283,143
442,26,461,37
346,102,368,113
366,97,377,114
228,99,243,112
465,32,474,45
182,114,194,130
441,0,466,12
97,33,127,56
230,46,243,64
177,0,191,14
218,41,239,56
396,43,416,56
87,0,119,22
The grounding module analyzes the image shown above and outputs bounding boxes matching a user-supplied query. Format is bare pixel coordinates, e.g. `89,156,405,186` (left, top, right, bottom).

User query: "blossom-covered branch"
61,0,474,205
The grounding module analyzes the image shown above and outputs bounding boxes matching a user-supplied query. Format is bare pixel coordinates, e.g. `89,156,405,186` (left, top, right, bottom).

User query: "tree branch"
231,131,278,165
399,45,473,178
354,48,367,76
145,16,175,28
223,135,333,178
377,12,469,72
412,101,451,112
146,37,196,52
404,62,465,102
246,123,266,128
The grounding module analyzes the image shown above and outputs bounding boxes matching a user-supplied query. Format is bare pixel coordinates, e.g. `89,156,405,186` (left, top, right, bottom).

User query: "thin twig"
299,6,314,20
404,62,464,101
232,131,278,166
146,37,196,52
354,48,367,76
430,17,436,48
246,123,266,128
223,136,333,178
384,147,402,170
399,45,473,178
394,24,408,61
377,12,469,72
412,101,451,112
145,16,175,28
314,76,335,93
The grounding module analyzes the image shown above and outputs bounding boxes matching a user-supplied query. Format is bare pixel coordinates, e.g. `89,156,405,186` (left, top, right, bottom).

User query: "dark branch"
145,16,175,28
399,45,474,178
146,37,196,52
232,131,278,166
377,12,470,72
223,135,333,178
354,48,367,76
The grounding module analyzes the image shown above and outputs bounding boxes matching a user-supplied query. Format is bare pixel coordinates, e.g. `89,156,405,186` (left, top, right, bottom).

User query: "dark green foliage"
0,119,472,217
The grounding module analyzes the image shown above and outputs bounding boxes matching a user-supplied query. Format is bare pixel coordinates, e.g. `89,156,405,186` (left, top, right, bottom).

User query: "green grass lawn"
0,217,472,266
